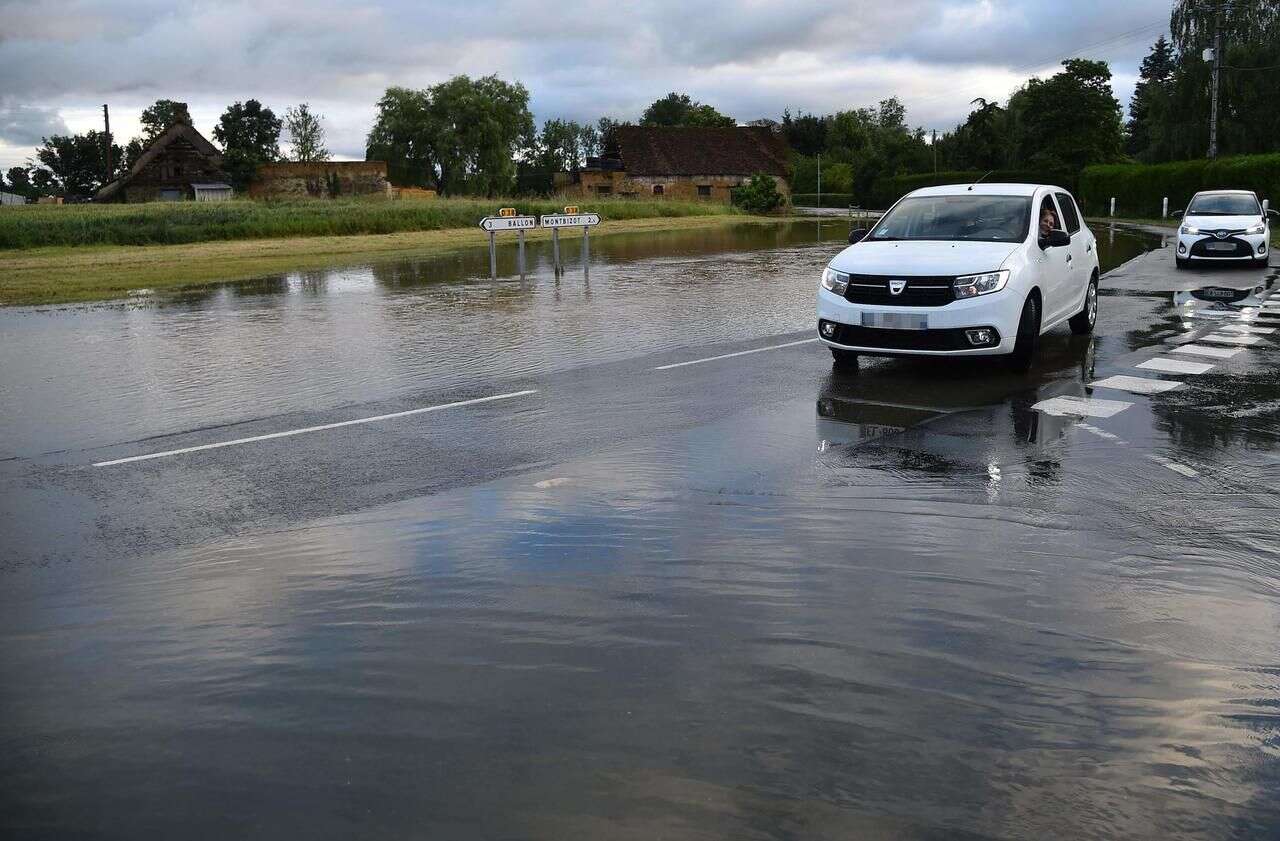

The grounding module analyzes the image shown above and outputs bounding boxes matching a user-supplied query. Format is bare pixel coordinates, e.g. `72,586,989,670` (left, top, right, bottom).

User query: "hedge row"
1078,154,1280,218
865,170,1076,210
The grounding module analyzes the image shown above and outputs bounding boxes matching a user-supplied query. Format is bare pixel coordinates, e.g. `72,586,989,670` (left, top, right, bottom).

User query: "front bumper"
817,286,1022,356
1177,231,1268,261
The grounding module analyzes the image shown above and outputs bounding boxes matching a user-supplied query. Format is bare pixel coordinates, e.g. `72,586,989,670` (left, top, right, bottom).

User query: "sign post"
539,208,600,272
479,209,536,278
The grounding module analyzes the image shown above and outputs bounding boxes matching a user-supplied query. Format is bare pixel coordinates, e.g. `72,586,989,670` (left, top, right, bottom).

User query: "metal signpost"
539,206,601,273
479,208,536,277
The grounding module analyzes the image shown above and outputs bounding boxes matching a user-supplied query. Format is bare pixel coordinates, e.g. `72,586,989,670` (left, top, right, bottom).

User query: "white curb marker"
1090,375,1183,395
1136,357,1214,375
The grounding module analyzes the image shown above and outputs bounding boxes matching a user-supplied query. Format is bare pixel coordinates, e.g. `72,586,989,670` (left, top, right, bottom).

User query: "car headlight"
1181,225,1201,235
953,269,1009,299
821,267,849,294
1245,223,1266,235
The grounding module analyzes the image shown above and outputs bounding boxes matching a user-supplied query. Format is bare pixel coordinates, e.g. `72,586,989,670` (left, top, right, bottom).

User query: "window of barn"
697,185,711,197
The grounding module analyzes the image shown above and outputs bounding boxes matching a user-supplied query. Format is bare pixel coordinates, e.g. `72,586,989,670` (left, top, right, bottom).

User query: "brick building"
95,117,231,203
562,126,790,203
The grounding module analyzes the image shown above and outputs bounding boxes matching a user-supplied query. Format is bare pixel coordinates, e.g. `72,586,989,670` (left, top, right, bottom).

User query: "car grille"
1190,236,1253,258
824,323,981,351
843,274,956,307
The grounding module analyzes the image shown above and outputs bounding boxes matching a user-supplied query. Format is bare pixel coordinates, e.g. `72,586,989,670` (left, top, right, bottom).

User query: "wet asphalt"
2,224,1280,839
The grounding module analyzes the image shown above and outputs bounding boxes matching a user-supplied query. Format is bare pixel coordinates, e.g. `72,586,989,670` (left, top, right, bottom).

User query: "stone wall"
565,171,789,204
249,162,392,200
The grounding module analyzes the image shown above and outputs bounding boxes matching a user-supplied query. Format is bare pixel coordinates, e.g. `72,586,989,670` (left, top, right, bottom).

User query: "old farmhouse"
95,117,231,203
562,126,790,203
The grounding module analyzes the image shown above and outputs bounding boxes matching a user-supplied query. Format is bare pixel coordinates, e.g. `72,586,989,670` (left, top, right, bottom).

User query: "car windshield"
868,195,1032,243
1187,194,1260,216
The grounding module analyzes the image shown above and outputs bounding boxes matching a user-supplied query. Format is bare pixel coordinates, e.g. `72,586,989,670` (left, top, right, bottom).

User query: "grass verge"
0,197,738,250
0,215,781,307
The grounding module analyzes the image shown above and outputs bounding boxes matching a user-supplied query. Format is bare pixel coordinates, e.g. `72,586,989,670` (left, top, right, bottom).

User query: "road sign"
498,207,517,217
480,215,536,232
539,213,601,228
563,205,579,214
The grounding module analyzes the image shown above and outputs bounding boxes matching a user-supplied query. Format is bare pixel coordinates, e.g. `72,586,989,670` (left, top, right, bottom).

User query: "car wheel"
830,349,859,371
1253,255,1270,269
1007,294,1039,372
1069,275,1098,335
1175,257,1188,269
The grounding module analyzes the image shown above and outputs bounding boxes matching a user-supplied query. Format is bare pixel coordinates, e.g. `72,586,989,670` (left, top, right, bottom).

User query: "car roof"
907,183,1062,198
1192,189,1257,196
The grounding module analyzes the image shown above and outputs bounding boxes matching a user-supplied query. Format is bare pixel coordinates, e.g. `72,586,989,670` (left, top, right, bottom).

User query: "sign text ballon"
540,213,601,229
480,216,537,232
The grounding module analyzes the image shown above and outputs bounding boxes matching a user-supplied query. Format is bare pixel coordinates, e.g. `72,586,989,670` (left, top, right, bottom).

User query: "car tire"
1007,294,1040,372
1175,257,1188,269
1253,255,1270,269
830,349,859,371
1069,275,1098,335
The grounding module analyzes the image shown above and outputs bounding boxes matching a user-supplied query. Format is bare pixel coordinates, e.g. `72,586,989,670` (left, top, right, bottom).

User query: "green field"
0,197,740,250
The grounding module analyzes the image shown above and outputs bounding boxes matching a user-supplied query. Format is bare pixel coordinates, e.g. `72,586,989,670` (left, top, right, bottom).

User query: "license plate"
1205,242,1235,251
1199,287,1236,298
862,312,928,330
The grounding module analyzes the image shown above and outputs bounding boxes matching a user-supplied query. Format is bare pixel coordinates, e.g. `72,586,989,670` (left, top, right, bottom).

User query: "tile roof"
614,126,790,177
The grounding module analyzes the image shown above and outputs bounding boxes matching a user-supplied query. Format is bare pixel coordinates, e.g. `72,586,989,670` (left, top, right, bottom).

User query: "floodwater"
0,220,1156,457
8,221,1280,840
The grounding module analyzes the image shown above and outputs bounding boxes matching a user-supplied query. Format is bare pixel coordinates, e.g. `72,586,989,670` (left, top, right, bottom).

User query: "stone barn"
95,117,231,203
248,162,392,200
563,126,790,203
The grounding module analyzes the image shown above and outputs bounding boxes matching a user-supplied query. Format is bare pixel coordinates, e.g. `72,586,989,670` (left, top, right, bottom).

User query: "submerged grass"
0,197,739,250
0,214,781,307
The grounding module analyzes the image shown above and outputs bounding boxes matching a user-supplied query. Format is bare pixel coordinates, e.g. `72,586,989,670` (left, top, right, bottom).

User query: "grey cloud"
0,102,69,145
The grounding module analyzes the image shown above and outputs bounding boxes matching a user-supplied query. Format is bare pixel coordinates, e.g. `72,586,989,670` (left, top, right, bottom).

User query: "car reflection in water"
815,335,1099,486
1172,284,1271,326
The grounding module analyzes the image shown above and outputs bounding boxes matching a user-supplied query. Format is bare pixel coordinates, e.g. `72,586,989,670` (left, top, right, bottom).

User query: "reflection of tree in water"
1153,368,1280,457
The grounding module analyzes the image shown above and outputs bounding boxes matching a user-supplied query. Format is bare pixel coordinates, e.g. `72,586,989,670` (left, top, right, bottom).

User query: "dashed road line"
1135,357,1214,375
1090,375,1183,395
1075,424,1199,479
1171,343,1244,359
1200,333,1263,347
93,389,540,467
1033,395,1132,418
1215,323,1276,335
654,338,818,370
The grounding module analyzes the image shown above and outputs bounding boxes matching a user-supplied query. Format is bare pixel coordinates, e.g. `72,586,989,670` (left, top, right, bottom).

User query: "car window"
1055,192,1081,234
1037,195,1061,239
868,195,1032,243
1187,194,1261,216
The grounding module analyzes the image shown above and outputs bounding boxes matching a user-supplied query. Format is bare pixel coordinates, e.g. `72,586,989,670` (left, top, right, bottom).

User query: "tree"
640,92,735,127
139,99,191,142
284,103,330,162
596,117,630,155
213,99,282,189
33,130,125,195
366,75,534,196
731,174,784,213
1126,37,1177,159
1007,59,1123,172
6,167,32,197
781,109,827,156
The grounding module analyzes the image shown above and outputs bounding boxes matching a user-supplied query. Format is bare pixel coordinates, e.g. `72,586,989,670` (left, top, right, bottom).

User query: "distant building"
95,117,231,203
562,126,790,203
248,162,392,200
0,190,25,206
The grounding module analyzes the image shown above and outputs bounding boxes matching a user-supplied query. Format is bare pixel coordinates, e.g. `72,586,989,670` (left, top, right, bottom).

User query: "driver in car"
1038,205,1058,239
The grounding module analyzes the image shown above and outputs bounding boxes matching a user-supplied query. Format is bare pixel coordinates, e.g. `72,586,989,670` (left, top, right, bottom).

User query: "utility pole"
102,104,112,186
816,153,821,208
1207,3,1222,159
932,129,938,174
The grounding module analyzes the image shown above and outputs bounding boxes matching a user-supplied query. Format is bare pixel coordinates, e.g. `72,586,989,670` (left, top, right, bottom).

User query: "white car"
1173,190,1274,269
817,183,1100,371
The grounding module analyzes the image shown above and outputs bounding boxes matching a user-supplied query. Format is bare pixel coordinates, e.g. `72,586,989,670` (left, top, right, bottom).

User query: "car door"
1035,192,1072,324
1055,191,1090,316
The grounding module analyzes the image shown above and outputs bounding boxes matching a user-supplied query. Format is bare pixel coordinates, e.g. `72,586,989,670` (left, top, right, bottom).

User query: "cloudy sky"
0,0,1176,170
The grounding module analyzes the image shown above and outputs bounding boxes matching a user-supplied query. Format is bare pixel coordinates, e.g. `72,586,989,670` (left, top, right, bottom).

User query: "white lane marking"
654,338,818,370
1146,454,1199,478
1033,395,1132,418
1171,343,1244,359
1090,375,1183,394
1136,357,1214,375
1201,333,1263,346
93,390,539,467
1075,422,1120,440
1215,323,1276,335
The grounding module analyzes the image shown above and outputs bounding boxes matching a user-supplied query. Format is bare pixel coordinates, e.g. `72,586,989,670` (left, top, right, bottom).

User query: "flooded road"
3,222,1280,840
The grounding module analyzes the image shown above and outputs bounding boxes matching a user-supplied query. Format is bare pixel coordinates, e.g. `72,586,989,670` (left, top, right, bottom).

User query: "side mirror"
1040,229,1071,249
1170,209,1183,218
848,228,869,244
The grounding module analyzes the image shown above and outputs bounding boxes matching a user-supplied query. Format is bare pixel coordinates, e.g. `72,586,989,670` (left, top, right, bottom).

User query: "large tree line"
3,99,329,199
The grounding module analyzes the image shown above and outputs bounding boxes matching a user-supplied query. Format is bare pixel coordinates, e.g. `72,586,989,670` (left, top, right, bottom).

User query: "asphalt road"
3,231,1280,840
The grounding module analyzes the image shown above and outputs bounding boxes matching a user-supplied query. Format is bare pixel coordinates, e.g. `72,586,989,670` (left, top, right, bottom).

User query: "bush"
731,174,784,214
1078,154,1280,218
866,169,1075,210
